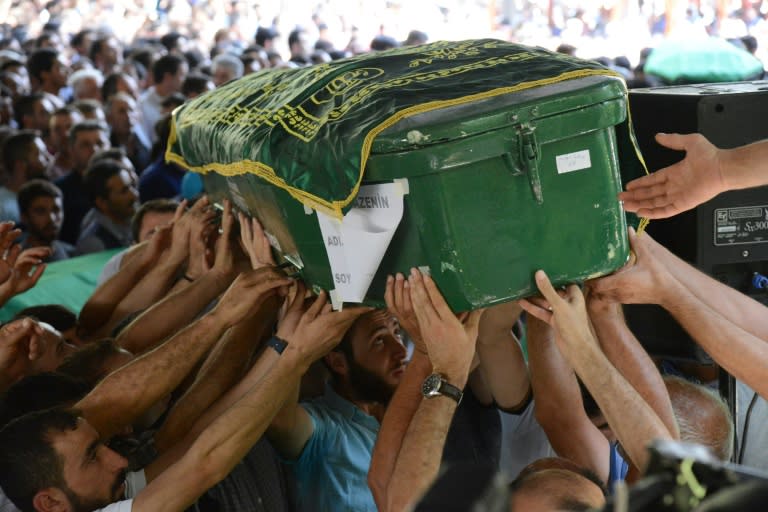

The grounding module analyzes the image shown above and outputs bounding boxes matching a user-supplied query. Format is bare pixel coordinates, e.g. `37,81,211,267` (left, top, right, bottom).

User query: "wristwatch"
422,373,463,405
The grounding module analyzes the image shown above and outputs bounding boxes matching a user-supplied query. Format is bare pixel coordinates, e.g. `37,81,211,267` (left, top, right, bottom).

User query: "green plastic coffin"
204,74,637,310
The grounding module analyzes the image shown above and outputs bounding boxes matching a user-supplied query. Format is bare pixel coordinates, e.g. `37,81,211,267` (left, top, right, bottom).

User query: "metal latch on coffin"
518,124,543,204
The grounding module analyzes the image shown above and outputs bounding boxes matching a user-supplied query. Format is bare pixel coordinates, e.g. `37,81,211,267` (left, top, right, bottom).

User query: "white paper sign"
316,182,406,306
556,149,591,174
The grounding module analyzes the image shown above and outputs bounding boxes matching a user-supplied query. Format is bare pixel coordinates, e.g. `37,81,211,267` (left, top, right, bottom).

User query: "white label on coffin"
316,183,406,306
556,149,591,174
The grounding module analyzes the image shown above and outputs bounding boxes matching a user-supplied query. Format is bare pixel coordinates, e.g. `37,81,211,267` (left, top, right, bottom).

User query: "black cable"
738,391,760,464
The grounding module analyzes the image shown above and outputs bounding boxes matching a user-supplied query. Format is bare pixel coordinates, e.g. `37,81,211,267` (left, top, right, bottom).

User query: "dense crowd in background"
0,1,767,512
0,1,764,265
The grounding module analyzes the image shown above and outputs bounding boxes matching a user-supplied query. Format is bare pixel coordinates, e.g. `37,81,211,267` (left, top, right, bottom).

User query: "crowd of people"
0,4,767,512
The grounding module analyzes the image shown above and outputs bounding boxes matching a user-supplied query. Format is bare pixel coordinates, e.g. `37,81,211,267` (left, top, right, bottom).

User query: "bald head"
510,469,605,512
664,376,734,460
510,468,605,512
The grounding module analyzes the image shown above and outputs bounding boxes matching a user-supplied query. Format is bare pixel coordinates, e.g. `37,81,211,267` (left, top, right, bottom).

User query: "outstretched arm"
76,267,292,439
78,242,154,338
590,228,768,399
586,294,679,440
134,324,322,511
591,229,768,341
474,301,530,410
645,233,768,340
384,269,482,512
117,200,239,354
137,292,371,509
524,314,610,482
663,278,768,400
266,292,372,460
522,271,674,474
107,200,214,326
152,296,280,454
369,273,432,509
620,133,768,219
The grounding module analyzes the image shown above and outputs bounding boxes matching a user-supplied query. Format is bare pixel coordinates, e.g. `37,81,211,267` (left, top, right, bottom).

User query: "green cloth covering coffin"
0,249,121,321
168,39,648,309
644,37,765,85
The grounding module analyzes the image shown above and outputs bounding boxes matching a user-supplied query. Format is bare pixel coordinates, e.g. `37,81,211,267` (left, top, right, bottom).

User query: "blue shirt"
138,159,185,202
608,442,629,492
292,384,379,512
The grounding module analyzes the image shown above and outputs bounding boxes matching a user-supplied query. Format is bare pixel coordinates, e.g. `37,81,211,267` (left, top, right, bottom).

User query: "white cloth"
499,399,554,482
97,249,127,285
94,499,133,512
0,488,19,512
125,470,146,499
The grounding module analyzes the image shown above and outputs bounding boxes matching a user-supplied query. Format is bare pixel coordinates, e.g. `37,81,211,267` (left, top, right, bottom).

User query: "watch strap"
423,373,463,405
267,336,288,355
436,378,463,405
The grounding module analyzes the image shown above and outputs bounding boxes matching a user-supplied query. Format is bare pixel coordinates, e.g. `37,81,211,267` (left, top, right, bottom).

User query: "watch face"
422,374,442,397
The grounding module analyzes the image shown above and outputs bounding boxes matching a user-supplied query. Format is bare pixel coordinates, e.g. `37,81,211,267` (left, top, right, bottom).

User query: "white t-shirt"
94,499,133,512
93,470,144,511
97,249,127,285
499,399,554,482
0,491,18,512
125,470,146,498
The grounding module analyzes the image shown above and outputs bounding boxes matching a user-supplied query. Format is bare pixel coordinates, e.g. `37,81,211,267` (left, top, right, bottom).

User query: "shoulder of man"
75,225,108,255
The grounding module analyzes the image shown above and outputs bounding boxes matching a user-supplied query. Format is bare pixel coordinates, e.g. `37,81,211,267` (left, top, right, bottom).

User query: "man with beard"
17,180,75,261
76,159,138,254
267,309,407,512
0,130,52,223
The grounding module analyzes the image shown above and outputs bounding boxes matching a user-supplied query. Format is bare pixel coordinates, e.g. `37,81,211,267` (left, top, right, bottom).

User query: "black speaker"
626,82,768,360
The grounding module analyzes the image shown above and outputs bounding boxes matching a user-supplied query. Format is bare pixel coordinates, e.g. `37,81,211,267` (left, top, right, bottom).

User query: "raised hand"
407,268,482,386
0,247,50,299
587,228,672,306
384,273,425,353
619,133,724,219
169,197,216,265
140,223,174,266
276,280,308,337
519,271,597,363
0,318,45,390
204,199,239,282
239,212,276,270
0,222,22,283
188,199,221,279
277,290,372,365
213,267,292,328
